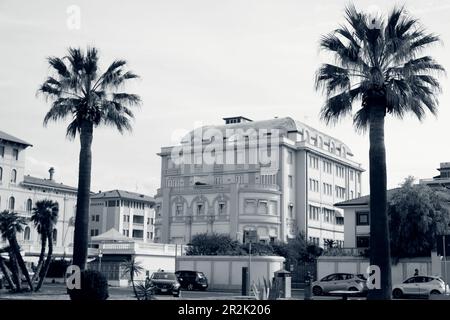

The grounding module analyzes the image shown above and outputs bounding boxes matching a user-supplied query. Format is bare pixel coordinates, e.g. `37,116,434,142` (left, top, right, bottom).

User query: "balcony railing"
322,247,368,257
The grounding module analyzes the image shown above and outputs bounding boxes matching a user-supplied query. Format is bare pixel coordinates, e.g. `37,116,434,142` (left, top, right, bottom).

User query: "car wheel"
430,290,441,295
187,284,194,291
173,292,180,298
312,286,323,296
393,289,403,299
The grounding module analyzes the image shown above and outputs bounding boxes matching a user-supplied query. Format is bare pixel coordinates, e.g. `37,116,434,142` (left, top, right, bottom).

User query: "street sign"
243,229,258,244
437,235,450,256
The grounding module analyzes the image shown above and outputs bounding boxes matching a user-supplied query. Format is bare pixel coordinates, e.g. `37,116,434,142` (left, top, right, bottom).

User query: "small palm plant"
30,200,59,291
251,278,281,300
135,280,156,300
121,256,144,300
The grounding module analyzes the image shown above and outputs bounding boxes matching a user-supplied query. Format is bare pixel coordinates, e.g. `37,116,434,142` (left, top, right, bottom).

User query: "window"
336,165,344,178
245,200,256,214
196,203,204,215
235,175,243,184
309,155,319,169
175,204,183,216
8,196,15,210
356,236,370,248
323,183,332,196
107,200,116,207
356,212,369,225
335,186,346,199
288,204,294,218
323,161,332,174
91,229,95,236
96,215,100,222
147,232,150,239
218,202,226,215
214,176,223,185
123,215,127,222
133,230,144,238
10,169,17,183
308,205,320,220
13,149,18,160
0,167,2,182
93,215,96,222
288,175,293,188
258,201,268,214
52,228,57,243
309,179,319,192
24,227,31,241
0,146,4,158
287,151,293,164
336,217,344,225
323,208,334,223
133,215,144,224
357,173,361,184
350,170,354,181
26,199,32,212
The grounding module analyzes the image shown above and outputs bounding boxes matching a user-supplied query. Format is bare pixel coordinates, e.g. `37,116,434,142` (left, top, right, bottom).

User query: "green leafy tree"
315,5,444,299
389,177,450,261
0,211,33,291
30,199,59,291
38,47,141,270
186,233,242,255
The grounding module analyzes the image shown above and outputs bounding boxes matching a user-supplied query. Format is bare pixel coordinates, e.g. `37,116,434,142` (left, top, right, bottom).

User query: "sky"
1,0,450,196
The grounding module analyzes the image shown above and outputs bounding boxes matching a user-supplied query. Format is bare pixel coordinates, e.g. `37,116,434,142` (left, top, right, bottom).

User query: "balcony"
239,183,280,192
98,242,183,256
164,168,180,176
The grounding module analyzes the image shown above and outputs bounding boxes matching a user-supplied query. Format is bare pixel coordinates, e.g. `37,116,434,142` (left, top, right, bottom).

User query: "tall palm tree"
38,47,141,270
30,199,59,291
0,211,34,291
121,257,144,300
315,5,444,299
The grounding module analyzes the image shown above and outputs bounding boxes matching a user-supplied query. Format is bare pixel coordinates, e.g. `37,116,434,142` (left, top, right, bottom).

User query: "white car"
392,276,449,299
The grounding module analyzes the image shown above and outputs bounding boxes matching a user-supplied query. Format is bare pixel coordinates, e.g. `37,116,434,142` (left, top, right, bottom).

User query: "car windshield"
152,273,177,280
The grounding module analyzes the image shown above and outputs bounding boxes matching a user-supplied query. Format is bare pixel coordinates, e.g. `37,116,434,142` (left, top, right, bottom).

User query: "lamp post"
98,250,103,273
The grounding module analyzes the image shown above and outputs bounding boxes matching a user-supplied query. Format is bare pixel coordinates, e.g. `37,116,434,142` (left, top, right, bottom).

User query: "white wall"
176,255,285,291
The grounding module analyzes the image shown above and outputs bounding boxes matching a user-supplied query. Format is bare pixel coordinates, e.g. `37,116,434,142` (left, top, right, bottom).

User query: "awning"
335,211,344,218
91,228,131,242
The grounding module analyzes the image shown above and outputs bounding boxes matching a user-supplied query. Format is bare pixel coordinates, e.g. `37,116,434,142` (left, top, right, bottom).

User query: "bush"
67,270,109,300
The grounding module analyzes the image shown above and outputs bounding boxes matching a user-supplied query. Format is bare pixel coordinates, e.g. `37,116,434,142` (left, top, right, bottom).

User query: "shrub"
68,270,109,300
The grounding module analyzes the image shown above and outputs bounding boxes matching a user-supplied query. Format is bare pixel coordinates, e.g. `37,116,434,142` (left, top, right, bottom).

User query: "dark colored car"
175,270,208,291
149,272,181,297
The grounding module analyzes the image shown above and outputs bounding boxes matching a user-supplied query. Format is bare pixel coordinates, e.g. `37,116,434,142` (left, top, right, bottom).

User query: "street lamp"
98,250,103,272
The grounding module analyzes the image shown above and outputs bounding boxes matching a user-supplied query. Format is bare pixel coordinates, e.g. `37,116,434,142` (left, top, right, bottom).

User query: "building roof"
91,189,155,203
22,175,77,193
90,228,131,242
0,130,32,147
183,116,353,156
334,188,400,207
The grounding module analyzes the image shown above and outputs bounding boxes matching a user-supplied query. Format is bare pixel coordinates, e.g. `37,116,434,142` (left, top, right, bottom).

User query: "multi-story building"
0,130,78,261
154,116,364,247
420,162,450,189
89,190,155,243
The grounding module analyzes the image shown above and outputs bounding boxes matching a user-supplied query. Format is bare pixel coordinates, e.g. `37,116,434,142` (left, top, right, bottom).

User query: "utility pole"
443,235,448,294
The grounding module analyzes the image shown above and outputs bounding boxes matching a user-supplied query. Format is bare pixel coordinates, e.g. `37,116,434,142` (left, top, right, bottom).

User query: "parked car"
175,270,208,291
149,271,181,297
392,276,449,299
312,273,367,296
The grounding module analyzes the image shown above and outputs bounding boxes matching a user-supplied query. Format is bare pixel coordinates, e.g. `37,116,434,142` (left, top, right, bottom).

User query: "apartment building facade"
89,190,156,243
154,116,363,247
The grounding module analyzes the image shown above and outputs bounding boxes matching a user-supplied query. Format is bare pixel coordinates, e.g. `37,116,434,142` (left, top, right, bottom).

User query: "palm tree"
38,47,141,270
0,246,16,291
315,5,444,299
121,256,144,300
30,200,59,291
0,211,34,291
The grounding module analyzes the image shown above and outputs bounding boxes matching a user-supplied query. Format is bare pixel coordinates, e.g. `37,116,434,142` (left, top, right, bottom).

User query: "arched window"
24,227,31,241
26,199,33,212
11,169,17,183
52,228,57,244
0,167,3,182
8,196,15,210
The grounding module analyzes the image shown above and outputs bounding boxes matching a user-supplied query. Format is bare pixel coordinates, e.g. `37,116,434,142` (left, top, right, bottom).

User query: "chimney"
49,167,55,181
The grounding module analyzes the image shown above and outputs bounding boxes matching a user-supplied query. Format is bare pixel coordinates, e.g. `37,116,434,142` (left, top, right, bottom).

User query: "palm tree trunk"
367,104,392,300
72,121,94,271
131,273,140,300
10,236,33,291
8,246,21,291
32,233,47,283
36,233,53,291
0,253,16,291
